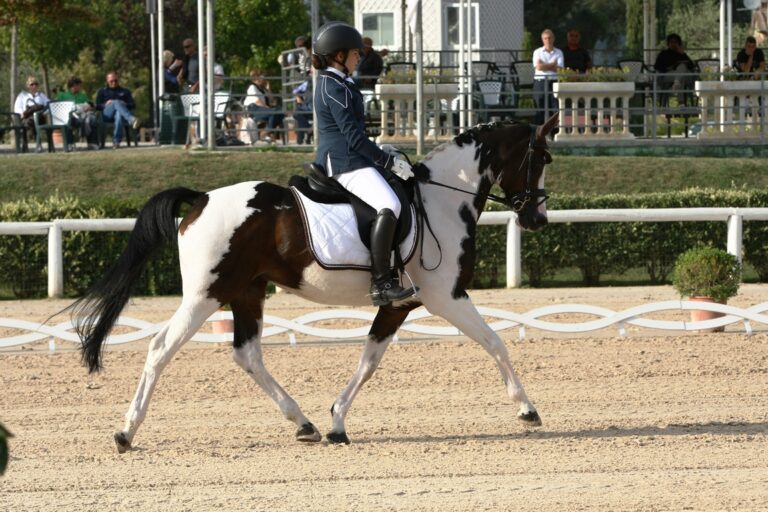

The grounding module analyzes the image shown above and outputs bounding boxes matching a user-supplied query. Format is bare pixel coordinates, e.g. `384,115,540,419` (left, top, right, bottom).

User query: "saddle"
288,163,414,250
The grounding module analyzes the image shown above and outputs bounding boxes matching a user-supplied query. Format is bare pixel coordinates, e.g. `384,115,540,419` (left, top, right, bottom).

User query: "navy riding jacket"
313,69,391,176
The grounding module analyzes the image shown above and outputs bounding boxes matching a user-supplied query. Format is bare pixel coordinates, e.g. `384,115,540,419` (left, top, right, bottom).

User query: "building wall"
355,0,524,54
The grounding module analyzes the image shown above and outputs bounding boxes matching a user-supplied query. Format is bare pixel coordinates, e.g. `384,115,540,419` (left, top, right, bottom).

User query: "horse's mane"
423,121,528,161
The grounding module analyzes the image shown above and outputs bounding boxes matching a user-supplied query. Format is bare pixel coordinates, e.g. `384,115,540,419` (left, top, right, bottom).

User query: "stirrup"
370,279,417,307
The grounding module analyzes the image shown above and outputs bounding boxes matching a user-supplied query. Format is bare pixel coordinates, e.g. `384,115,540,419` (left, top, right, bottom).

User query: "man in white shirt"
532,29,563,125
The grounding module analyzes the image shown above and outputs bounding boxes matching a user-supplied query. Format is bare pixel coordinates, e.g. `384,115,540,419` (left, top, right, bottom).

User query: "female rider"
311,22,416,306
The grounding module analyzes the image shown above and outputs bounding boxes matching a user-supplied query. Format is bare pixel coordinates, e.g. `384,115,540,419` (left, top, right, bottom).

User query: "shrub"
672,246,741,302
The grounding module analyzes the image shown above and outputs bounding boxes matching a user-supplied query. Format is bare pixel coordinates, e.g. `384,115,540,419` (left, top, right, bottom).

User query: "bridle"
410,124,550,271
415,125,549,213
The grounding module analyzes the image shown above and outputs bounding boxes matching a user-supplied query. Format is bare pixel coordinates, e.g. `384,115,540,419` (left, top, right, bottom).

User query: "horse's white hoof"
114,431,132,453
518,410,542,426
296,422,322,443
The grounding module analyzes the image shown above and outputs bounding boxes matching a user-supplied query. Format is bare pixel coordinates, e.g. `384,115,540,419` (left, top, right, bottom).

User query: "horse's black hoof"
326,431,351,445
518,410,542,426
296,422,322,443
114,432,132,453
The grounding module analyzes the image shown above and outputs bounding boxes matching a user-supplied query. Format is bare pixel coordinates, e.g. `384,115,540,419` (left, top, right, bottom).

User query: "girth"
288,163,413,250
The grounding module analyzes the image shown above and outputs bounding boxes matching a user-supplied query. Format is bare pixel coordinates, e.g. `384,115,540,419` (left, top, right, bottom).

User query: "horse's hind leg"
327,306,412,444
115,296,220,453
231,280,321,443
423,293,541,426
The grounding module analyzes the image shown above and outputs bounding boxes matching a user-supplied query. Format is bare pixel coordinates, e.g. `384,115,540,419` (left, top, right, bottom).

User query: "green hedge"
0,190,766,298
475,188,768,288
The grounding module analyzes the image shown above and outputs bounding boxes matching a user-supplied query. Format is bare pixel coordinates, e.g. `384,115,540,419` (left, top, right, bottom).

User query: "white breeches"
334,167,401,218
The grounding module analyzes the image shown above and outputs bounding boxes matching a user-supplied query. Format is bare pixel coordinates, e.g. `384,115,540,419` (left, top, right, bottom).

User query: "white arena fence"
1,208,767,298
0,208,767,348
2,301,768,351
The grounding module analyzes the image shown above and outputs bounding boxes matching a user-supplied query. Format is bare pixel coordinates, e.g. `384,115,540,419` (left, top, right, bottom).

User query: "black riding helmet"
313,21,364,58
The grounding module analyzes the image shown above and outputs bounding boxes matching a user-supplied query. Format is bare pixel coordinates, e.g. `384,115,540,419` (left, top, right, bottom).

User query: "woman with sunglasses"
13,76,50,151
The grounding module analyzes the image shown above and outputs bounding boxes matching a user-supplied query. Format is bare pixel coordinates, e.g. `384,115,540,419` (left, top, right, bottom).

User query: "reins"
405,124,549,272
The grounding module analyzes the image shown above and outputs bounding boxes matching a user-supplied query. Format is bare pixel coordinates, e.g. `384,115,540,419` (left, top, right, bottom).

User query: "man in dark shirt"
654,33,696,100
95,71,140,149
736,35,766,78
355,37,384,90
562,29,592,73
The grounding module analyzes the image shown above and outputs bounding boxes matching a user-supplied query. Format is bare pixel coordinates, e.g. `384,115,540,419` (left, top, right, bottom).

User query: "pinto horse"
71,114,558,452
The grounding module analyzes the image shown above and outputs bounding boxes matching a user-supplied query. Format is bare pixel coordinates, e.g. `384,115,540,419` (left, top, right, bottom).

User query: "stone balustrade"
694,80,767,139
552,82,636,141
375,83,458,144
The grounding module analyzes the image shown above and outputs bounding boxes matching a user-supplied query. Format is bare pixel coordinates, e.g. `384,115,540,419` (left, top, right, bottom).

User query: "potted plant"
211,304,234,335
672,246,741,332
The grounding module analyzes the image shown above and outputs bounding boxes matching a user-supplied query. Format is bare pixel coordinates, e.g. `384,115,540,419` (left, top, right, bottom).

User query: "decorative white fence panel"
0,208,767,297
2,301,767,351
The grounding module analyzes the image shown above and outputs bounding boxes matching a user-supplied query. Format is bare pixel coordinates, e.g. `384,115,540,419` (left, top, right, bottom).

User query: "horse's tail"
72,187,204,373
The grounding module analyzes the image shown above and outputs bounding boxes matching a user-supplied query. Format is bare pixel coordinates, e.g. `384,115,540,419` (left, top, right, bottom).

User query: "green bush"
0,189,766,298
672,246,741,302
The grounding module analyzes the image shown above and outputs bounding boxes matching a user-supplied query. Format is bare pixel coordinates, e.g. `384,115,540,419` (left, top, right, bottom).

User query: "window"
362,13,395,48
445,3,479,47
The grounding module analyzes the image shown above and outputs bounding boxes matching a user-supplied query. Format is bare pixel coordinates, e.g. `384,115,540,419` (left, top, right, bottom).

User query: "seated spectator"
95,71,141,149
736,35,766,79
562,29,592,73
13,75,50,151
163,50,182,94
654,33,696,101
355,37,384,89
203,46,226,91
292,75,313,144
243,69,285,143
56,76,99,150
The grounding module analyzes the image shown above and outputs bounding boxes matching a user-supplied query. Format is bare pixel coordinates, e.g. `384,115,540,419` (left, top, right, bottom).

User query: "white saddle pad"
292,188,417,270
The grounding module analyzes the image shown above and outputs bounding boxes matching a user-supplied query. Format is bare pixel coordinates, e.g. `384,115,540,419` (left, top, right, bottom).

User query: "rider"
312,21,417,307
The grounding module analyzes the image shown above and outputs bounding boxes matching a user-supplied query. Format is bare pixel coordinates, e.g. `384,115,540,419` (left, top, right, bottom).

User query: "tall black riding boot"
369,208,417,306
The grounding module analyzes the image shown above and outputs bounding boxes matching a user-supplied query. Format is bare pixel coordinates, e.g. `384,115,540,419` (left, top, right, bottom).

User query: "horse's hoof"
518,410,542,426
296,422,322,443
326,431,351,445
114,431,132,453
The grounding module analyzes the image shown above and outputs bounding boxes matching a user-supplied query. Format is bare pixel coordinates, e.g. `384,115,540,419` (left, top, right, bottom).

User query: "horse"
70,114,559,453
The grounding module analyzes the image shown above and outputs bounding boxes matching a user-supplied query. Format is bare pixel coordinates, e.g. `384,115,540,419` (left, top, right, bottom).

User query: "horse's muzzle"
516,211,548,231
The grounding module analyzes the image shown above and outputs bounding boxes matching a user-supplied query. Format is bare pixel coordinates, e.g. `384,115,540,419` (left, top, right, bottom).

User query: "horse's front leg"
328,305,413,444
423,292,541,426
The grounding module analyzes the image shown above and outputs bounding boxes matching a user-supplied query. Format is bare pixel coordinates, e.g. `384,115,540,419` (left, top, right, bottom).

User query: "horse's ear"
536,113,559,142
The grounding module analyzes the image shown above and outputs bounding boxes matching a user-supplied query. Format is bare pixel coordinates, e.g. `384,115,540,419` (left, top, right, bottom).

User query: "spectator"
179,38,200,92
292,75,313,144
243,69,285,143
736,35,766,78
355,36,384,89
13,76,50,152
654,33,695,97
163,50,182,94
203,46,225,91
56,76,99,150
562,29,592,73
95,71,141,149
532,29,563,125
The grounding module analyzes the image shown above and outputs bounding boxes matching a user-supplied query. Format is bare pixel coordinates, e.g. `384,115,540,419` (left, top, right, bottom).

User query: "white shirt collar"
325,66,355,84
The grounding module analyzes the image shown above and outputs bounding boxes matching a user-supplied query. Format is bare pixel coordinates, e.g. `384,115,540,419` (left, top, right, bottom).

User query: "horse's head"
456,113,558,231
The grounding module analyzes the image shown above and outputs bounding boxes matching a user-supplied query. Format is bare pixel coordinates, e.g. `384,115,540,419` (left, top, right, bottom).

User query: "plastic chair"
475,79,514,122
510,60,535,91
695,59,720,75
617,59,650,87
170,93,201,145
385,61,416,75
34,100,75,152
0,111,27,153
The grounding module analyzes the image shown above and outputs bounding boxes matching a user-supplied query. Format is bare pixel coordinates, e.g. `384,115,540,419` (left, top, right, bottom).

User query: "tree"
625,0,644,59
524,0,626,51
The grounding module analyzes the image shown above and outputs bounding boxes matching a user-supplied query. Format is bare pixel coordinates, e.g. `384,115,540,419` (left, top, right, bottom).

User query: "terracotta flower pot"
211,309,234,334
688,296,725,332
